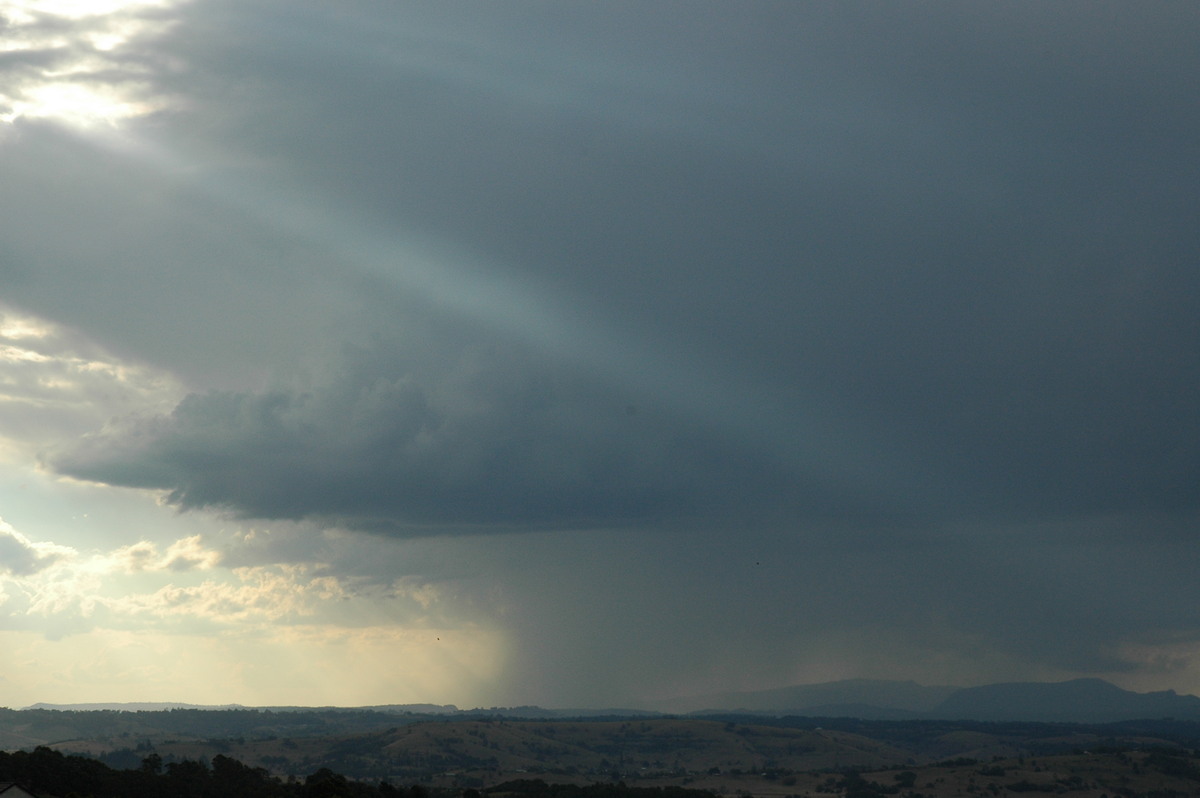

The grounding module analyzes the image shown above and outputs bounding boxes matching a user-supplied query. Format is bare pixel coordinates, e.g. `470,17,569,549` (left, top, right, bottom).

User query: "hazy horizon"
2,1,1199,709
16,674,1200,718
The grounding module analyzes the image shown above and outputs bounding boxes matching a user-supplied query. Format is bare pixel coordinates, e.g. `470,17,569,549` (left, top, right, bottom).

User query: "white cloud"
0,516,73,575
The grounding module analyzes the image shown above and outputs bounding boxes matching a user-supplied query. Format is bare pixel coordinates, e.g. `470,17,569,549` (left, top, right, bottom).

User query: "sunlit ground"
0,0,181,127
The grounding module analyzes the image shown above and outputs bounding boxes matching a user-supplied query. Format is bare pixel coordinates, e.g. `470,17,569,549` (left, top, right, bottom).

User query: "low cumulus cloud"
0,516,455,642
105,564,348,626
109,535,219,573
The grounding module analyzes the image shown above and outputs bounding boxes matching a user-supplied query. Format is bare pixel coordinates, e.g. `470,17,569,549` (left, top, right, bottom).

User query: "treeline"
0,746,432,798
0,748,719,798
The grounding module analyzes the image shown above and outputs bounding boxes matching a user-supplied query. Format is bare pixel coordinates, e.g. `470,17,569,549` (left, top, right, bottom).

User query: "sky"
0,1,1199,710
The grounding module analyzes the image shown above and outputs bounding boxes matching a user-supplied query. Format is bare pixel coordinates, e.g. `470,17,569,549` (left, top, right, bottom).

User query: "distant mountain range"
20,701,651,719
931,678,1200,723
653,678,957,718
25,678,1200,725
658,677,1200,723
23,702,247,712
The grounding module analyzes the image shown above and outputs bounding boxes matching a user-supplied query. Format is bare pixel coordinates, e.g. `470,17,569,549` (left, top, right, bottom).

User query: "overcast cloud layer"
1,1,1199,708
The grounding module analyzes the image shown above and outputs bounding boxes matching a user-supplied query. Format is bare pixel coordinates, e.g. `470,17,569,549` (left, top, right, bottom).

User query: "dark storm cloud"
10,0,1200,701
53,0,1197,530
49,339,798,531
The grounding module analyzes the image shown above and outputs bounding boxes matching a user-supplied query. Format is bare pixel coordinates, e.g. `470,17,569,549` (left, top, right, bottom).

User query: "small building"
0,783,40,798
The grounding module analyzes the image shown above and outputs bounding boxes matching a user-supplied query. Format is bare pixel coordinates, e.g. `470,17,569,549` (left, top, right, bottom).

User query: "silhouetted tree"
305,766,351,798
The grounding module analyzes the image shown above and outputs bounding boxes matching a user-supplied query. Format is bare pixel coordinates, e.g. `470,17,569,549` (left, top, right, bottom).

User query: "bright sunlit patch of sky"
6,81,153,127
0,314,51,340
0,305,183,463
0,0,183,127
0,509,505,706
2,624,505,707
6,0,165,20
